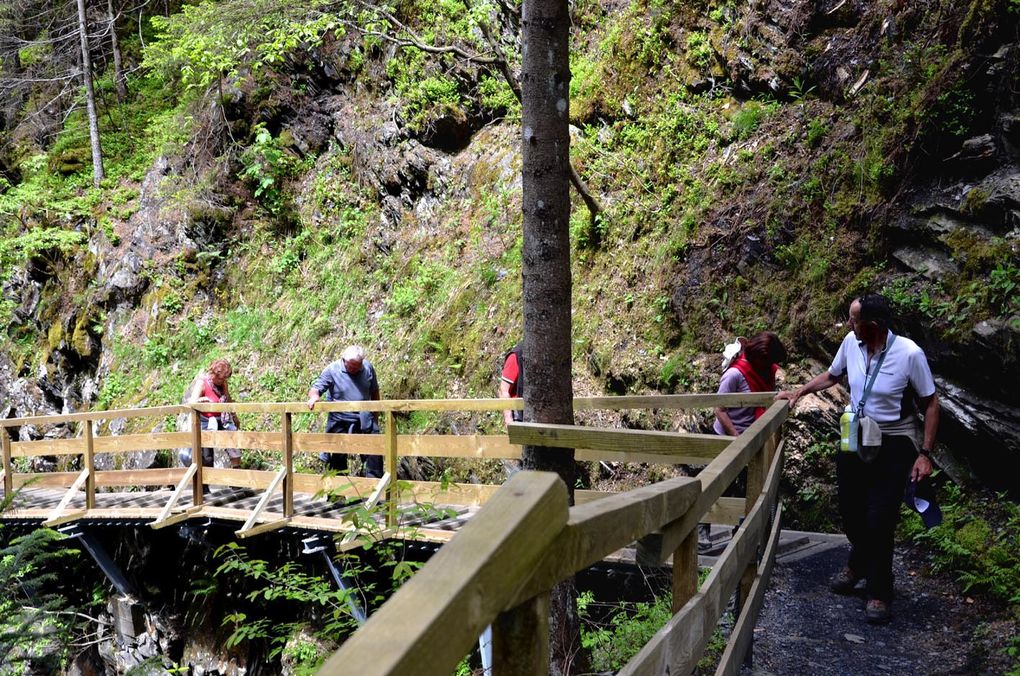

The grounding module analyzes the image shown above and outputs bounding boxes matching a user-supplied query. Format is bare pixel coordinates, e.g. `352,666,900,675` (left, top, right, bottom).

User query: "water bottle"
208,415,218,431
840,406,854,452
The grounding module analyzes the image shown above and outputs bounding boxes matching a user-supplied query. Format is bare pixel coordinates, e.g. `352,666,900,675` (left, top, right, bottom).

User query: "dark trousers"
836,434,916,602
321,418,384,478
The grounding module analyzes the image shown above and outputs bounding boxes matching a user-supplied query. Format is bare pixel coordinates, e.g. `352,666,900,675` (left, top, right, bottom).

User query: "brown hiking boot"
865,599,892,624
829,567,861,595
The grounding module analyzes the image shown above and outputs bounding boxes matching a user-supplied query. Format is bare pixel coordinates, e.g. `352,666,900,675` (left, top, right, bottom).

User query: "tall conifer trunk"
76,0,104,187
520,0,583,671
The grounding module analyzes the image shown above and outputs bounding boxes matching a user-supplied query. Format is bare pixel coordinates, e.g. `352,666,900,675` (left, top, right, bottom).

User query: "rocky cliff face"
1,1,1017,488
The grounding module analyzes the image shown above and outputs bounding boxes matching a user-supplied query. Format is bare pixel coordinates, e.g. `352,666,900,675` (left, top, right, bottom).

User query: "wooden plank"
2,429,13,495
153,464,198,525
619,439,785,676
192,393,775,415
42,510,87,527
672,529,698,614
84,422,95,510
94,468,187,488
292,432,385,454
0,405,187,428
619,493,767,676
508,423,731,459
44,468,89,523
702,497,745,526
492,592,550,675
282,412,294,518
205,467,277,489
12,472,79,488
385,412,398,527
396,434,520,459
201,430,281,451
507,476,701,607
576,448,712,466
649,401,788,562
11,432,192,457
319,472,570,676
572,393,778,410
715,504,783,676
191,410,203,507
150,505,203,530
236,517,292,539
238,466,288,533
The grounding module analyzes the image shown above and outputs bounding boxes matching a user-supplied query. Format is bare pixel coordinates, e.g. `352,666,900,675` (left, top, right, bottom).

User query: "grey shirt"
311,359,380,429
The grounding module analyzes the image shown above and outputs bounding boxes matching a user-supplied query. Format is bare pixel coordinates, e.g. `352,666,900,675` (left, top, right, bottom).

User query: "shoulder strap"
857,334,896,415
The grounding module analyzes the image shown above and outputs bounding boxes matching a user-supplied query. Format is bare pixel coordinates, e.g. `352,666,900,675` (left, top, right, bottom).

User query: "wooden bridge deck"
0,485,478,541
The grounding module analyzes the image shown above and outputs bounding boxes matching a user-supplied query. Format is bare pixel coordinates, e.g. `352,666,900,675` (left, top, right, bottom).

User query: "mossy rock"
47,148,89,176
71,309,97,357
47,321,65,351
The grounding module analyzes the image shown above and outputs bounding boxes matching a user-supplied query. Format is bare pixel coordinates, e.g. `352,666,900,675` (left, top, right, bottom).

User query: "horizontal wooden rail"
619,424,784,675
0,405,187,427
11,432,192,458
319,472,569,676
508,423,731,459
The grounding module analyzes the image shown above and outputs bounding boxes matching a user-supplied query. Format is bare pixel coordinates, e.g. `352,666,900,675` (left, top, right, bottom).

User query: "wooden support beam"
319,472,569,676
507,476,700,607
84,421,95,510
714,504,783,676
282,412,294,518
1,428,12,495
153,463,198,526
236,517,292,539
647,401,787,563
508,423,731,459
44,467,89,522
672,529,698,615
492,592,550,675
339,472,391,549
385,411,398,528
42,510,87,527
191,410,203,507
237,466,288,534
150,505,203,530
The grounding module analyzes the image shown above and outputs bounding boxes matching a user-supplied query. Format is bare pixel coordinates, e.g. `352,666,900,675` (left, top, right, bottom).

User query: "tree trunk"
520,0,584,672
76,0,104,187
108,0,126,101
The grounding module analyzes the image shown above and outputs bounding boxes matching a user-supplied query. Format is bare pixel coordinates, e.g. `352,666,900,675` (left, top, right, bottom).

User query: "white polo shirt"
828,331,936,422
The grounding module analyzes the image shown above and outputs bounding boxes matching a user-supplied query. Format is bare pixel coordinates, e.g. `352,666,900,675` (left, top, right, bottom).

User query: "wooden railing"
0,393,787,672
0,394,771,535
318,398,788,675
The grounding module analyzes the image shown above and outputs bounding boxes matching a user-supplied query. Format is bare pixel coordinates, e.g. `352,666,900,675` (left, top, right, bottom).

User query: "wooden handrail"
323,400,789,675
319,472,570,676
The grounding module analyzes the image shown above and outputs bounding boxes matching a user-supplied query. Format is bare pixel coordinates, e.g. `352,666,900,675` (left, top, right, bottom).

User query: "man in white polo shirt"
778,293,940,625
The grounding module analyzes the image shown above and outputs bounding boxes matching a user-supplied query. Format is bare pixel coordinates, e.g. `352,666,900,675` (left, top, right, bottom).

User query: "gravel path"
745,537,991,675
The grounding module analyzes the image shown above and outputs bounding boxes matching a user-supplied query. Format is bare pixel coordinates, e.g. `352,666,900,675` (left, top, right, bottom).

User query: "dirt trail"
745,535,996,675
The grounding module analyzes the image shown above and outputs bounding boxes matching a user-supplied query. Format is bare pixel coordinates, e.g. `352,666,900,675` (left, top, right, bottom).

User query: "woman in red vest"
714,332,787,436
180,359,241,468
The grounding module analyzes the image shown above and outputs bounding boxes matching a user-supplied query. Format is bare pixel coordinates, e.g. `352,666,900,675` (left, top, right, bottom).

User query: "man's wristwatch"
919,447,932,458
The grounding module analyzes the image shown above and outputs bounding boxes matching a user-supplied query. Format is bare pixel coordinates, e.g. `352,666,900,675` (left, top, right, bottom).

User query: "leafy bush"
579,590,673,671
240,125,300,216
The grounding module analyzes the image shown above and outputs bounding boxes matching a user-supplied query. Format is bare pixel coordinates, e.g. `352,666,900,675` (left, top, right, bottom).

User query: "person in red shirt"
498,343,523,425
714,332,787,436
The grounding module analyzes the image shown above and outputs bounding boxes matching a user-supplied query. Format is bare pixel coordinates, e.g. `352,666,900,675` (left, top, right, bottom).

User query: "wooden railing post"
384,410,398,527
282,412,294,517
492,592,550,675
84,420,95,510
672,528,698,614
191,409,203,506
2,427,13,496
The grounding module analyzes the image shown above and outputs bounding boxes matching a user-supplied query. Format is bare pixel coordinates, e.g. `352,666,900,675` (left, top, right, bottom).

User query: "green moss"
47,322,64,351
